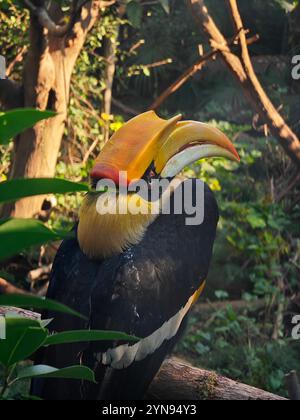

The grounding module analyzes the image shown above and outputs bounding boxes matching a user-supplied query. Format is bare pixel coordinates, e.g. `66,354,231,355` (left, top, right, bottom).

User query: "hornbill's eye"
147,171,157,187
142,165,158,188
91,177,99,190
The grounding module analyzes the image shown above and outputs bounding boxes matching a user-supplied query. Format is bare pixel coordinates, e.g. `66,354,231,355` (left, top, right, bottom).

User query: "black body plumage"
32,180,219,400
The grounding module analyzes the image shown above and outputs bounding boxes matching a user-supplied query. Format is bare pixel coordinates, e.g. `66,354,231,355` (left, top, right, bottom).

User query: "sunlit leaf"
44,330,139,346
246,213,267,229
0,219,73,260
0,317,47,367
16,365,96,383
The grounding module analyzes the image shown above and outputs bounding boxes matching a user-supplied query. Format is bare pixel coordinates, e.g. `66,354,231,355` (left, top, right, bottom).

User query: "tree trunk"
1,1,100,218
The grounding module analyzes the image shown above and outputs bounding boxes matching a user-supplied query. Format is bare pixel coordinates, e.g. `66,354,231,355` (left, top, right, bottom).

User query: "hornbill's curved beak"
90,111,240,185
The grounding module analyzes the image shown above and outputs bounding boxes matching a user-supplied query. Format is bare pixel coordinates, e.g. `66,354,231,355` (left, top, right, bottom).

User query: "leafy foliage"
177,304,300,396
0,218,71,261
1,0,300,399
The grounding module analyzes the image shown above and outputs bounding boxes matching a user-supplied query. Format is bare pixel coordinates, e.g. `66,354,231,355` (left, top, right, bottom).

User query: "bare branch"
27,264,52,284
227,0,259,75
0,278,30,295
187,0,300,167
112,97,140,116
150,49,217,110
82,138,99,165
150,28,256,110
100,0,117,6
23,0,99,37
6,46,28,77
24,0,72,36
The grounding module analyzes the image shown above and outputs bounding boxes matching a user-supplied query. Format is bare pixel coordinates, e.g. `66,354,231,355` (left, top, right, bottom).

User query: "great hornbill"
32,111,239,400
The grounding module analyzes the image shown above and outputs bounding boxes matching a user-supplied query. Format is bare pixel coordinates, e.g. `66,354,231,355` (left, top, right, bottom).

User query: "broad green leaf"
127,1,142,28
0,317,47,367
0,109,55,145
159,0,170,13
16,364,96,383
0,218,73,260
0,178,89,204
44,330,139,346
0,295,86,320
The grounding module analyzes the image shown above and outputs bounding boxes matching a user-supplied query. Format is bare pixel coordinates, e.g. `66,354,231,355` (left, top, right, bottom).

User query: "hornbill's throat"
78,111,240,260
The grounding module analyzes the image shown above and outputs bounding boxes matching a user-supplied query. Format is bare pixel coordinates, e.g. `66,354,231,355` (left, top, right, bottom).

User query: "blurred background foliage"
0,0,300,397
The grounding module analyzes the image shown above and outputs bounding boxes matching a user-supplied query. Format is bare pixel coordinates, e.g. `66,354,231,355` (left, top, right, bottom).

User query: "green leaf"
274,0,296,12
0,295,86,320
246,213,266,229
159,0,170,13
0,218,72,260
127,1,142,28
16,365,96,383
0,317,47,367
44,330,139,346
0,178,89,204
0,109,55,145
215,290,229,300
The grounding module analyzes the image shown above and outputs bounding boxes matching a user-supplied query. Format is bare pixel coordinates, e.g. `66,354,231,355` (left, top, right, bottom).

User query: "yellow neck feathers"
77,193,157,260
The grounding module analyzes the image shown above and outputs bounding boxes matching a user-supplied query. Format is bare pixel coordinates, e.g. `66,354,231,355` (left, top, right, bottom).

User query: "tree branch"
150,27,258,110
187,0,300,168
112,97,140,116
100,0,117,6
23,0,101,37
148,358,287,400
150,49,217,110
0,278,30,296
6,47,28,77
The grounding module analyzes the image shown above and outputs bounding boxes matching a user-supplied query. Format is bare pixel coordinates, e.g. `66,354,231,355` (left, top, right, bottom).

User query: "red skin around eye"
90,164,130,187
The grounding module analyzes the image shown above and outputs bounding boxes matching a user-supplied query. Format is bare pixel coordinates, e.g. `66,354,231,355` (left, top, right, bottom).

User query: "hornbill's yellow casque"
32,111,239,400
